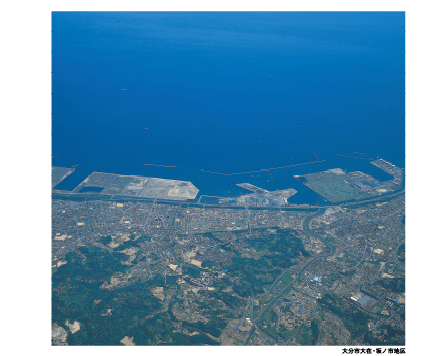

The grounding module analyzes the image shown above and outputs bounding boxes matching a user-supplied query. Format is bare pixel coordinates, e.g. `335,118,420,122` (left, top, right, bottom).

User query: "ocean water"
52,12,405,205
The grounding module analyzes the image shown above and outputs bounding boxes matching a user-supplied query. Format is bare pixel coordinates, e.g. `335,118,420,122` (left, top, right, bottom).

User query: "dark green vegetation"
318,294,370,340
162,331,219,346
52,228,310,345
182,317,227,339
229,256,281,297
377,278,405,294
53,281,164,344
53,249,168,345
53,248,126,285
227,229,308,298
53,246,223,345
279,270,292,284
310,319,321,345
52,240,238,345
364,324,405,346
183,263,201,278
397,243,405,261
201,260,217,268
216,287,244,310
169,282,240,341
52,218,404,346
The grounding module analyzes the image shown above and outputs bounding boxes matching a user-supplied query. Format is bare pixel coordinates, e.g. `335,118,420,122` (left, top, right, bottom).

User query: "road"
244,209,330,344
297,208,335,282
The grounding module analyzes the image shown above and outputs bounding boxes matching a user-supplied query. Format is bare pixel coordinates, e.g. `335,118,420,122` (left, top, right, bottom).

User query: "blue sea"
52,12,405,205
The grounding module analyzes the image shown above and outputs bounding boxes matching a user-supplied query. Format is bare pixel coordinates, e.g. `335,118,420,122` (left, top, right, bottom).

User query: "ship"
142,127,148,130
297,122,305,124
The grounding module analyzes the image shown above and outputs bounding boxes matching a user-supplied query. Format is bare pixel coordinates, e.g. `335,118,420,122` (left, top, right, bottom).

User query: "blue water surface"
52,12,405,205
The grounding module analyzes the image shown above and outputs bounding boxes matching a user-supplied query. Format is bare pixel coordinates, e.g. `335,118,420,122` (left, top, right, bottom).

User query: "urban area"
52,160,405,346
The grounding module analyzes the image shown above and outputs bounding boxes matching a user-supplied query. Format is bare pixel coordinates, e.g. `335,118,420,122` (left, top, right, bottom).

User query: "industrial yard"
71,172,199,201
52,166,75,189
295,161,404,204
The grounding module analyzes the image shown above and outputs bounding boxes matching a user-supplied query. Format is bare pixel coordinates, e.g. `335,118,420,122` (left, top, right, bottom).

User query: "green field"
279,270,292,285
